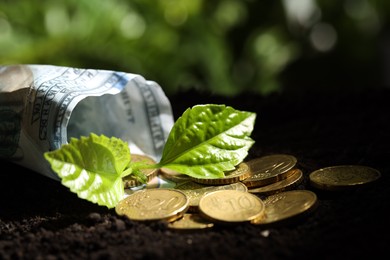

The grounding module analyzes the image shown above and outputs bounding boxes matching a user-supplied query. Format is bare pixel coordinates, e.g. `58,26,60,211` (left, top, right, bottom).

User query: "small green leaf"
44,133,131,208
157,104,256,178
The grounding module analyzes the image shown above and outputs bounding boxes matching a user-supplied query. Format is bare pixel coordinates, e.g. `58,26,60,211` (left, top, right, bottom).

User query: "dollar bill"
0,64,174,180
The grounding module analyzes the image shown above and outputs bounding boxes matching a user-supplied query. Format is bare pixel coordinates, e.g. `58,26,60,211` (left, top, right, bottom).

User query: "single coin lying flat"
309,165,381,191
199,190,265,223
251,189,317,225
115,188,189,222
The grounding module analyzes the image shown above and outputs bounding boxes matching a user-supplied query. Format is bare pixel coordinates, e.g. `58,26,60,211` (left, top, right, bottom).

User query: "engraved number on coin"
135,196,182,211
209,195,256,212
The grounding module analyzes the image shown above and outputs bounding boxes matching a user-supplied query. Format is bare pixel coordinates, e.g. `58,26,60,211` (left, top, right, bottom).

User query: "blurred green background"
1,0,389,96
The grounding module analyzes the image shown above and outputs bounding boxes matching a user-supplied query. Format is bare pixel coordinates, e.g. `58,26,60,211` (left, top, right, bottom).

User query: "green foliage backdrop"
1,0,389,96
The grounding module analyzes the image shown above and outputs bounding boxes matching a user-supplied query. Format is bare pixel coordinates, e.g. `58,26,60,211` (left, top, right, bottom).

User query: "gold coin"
167,213,214,230
123,154,158,188
309,165,381,191
248,168,304,196
115,188,189,222
251,190,317,225
242,154,297,188
159,167,192,182
199,190,265,223
174,181,248,212
191,162,251,185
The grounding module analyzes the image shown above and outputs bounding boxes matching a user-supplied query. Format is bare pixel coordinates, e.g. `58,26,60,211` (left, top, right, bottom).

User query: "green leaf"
44,133,131,208
157,104,256,178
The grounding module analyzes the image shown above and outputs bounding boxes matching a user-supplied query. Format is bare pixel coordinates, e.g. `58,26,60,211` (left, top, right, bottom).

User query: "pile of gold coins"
116,154,381,230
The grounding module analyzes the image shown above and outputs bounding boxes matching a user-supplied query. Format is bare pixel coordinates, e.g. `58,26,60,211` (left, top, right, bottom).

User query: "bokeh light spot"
45,5,70,36
120,12,146,39
310,23,337,52
0,16,12,38
164,3,188,26
215,0,247,30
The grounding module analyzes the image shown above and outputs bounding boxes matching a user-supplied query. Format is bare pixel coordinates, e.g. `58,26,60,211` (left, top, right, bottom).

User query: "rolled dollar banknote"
0,64,174,181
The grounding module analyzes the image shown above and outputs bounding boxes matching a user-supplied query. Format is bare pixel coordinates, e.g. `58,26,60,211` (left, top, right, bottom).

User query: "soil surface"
1,87,389,259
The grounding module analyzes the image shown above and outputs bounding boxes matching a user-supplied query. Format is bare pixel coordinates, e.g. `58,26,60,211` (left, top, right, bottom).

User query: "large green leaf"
157,104,256,178
44,133,131,208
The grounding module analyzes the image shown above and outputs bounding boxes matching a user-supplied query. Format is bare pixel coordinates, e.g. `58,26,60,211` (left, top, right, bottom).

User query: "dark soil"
1,87,389,259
